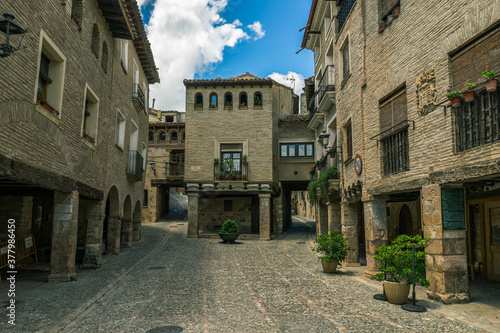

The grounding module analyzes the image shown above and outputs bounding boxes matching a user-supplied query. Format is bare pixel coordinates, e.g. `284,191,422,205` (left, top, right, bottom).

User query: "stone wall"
199,197,252,233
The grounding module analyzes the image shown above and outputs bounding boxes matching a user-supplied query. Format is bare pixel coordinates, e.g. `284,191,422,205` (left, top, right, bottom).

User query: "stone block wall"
199,197,252,233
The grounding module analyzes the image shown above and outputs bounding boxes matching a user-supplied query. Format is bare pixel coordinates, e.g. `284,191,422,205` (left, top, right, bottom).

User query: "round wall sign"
354,154,362,175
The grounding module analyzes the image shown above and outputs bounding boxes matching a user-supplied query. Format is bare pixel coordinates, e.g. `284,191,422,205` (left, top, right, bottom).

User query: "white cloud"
267,72,306,113
247,21,265,40
142,0,265,111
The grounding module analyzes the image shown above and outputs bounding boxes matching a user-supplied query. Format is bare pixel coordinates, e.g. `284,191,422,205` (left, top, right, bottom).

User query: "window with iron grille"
337,0,356,34
451,26,500,151
379,87,409,175
343,120,353,160
342,41,350,80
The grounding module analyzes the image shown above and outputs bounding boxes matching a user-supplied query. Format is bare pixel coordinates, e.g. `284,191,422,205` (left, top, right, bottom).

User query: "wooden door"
485,201,500,281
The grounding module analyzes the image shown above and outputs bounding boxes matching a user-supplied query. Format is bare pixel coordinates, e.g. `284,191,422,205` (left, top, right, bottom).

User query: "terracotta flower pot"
394,6,400,17
463,90,475,103
321,260,338,273
485,78,498,92
379,24,387,33
449,96,461,108
383,281,410,305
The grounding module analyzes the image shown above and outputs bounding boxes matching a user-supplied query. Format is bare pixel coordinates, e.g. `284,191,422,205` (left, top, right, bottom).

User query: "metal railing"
337,0,356,33
127,150,144,180
308,90,319,121
132,84,145,110
318,65,335,105
381,127,409,175
455,87,500,152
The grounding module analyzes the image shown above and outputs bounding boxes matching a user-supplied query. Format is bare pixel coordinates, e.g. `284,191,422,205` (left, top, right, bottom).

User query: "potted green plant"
374,234,430,305
214,158,219,164
307,167,337,205
224,101,233,109
219,219,239,243
194,103,202,109
482,65,497,92
215,172,221,180
209,102,217,109
379,20,387,33
228,172,235,181
313,231,350,273
235,174,241,181
446,89,461,108
239,102,247,109
254,95,262,108
242,154,247,164
327,146,336,158
242,174,247,181
464,82,476,102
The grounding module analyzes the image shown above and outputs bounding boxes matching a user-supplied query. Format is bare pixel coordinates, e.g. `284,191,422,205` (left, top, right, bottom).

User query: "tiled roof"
279,114,310,124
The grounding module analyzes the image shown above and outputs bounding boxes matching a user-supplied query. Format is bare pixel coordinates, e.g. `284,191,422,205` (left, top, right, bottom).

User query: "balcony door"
486,201,500,281
220,143,242,176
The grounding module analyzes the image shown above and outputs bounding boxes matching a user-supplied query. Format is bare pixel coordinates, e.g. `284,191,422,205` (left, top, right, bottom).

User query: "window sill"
35,104,60,125
254,105,263,109
340,72,351,90
115,143,124,152
82,136,96,150
344,156,353,165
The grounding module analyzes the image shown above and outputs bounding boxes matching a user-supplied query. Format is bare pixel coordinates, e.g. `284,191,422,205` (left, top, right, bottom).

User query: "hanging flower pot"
449,96,461,108
463,90,475,103
394,6,400,17
485,78,498,92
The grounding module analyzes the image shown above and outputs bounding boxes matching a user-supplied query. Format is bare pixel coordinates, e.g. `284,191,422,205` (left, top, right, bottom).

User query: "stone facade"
142,109,185,223
302,0,500,302
0,0,159,281
184,73,314,239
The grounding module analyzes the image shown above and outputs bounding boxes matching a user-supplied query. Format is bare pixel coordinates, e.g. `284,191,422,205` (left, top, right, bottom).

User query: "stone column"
363,195,388,279
81,201,103,269
421,184,470,303
327,201,341,234
49,191,79,282
133,215,141,241
107,215,121,255
341,202,359,266
259,194,271,240
317,202,329,236
120,218,133,248
187,192,199,238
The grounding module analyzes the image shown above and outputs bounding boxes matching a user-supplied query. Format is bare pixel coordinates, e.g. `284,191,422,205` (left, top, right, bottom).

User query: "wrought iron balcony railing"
337,0,356,34
132,84,145,111
127,150,144,180
318,65,335,106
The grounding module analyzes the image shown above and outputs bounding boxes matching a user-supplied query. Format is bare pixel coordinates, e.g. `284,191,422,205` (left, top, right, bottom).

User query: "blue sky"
138,0,313,111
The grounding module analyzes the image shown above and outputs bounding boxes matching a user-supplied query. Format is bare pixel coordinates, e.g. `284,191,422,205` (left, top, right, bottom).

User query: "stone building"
0,0,159,281
142,109,186,223
301,0,500,303
183,73,314,239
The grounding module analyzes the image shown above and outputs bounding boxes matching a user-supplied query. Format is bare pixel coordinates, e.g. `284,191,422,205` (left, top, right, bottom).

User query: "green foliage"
194,103,202,107
379,20,385,26
482,66,496,80
214,158,219,164
327,146,337,154
220,219,239,234
313,231,350,264
465,82,476,90
374,234,430,287
446,89,461,99
307,167,338,205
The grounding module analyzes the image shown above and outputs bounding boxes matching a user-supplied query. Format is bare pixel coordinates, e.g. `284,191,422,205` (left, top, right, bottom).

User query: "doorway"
31,196,53,261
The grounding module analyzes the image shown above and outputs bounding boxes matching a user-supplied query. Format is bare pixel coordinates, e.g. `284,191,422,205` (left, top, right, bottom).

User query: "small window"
342,39,350,80
280,143,314,158
209,93,218,108
165,115,174,122
115,108,126,149
82,85,99,145
343,120,353,160
224,92,233,108
239,92,248,107
254,92,263,107
171,132,178,141
148,131,154,141
71,0,83,28
91,24,99,58
143,190,148,207
120,39,128,73
101,42,108,73
159,132,166,141
224,200,232,212
195,93,203,108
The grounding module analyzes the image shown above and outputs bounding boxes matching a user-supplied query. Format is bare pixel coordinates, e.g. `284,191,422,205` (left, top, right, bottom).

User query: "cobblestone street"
1,219,495,333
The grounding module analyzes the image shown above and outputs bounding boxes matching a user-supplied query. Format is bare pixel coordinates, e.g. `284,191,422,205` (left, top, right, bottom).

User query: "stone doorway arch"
399,204,414,236
104,186,121,255
133,200,142,241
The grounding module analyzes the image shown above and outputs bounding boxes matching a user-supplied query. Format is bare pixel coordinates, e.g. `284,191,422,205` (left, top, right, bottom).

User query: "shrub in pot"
219,219,239,243
374,234,430,305
313,231,350,273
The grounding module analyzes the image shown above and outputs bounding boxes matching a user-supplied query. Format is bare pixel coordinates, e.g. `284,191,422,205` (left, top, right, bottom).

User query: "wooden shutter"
451,26,500,91
379,87,407,133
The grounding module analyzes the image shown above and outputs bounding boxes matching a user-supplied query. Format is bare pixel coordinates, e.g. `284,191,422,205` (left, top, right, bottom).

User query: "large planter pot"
321,260,338,273
449,96,461,108
463,90,475,103
485,78,498,92
384,281,410,305
219,233,239,243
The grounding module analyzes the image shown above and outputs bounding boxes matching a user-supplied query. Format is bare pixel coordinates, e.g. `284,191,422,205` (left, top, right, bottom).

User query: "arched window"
209,93,218,108
224,92,233,108
101,42,108,73
71,0,83,28
171,132,178,141
239,92,248,107
148,132,154,141
254,92,263,107
159,132,166,141
91,24,100,58
194,93,203,108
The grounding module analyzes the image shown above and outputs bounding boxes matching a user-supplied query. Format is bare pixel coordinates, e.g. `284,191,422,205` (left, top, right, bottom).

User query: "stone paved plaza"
1,218,496,332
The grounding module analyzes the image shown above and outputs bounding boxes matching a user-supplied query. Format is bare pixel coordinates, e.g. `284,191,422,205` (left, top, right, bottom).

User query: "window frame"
115,108,126,150
120,39,128,73
280,142,314,158
82,84,100,146
343,119,353,161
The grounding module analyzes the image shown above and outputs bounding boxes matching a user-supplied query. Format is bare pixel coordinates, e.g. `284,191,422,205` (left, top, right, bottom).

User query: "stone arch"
209,92,218,108
239,92,248,106
398,204,414,236
159,131,166,141
133,200,142,241
194,92,203,107
224,92,233,107
148,131,154,141
254,91,263,107
121,195,133,248
104,185,121,255
171,131,178,141
179,129,185,142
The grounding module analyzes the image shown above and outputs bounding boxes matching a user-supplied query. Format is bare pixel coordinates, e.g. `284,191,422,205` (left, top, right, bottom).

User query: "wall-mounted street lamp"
318,129,330,149
0,12,27,58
